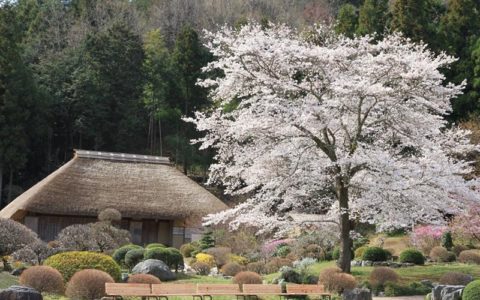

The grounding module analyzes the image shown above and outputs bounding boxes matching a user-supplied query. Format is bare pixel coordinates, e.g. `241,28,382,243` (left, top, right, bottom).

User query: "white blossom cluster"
188,23,479,235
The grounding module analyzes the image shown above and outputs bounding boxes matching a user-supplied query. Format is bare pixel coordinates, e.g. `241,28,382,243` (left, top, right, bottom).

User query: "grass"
0,272,18,289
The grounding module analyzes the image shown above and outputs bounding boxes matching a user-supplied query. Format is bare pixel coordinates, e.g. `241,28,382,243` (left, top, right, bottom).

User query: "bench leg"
193,295,204,300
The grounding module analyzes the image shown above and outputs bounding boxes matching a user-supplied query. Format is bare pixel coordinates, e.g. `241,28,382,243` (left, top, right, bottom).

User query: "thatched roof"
0,150,228,221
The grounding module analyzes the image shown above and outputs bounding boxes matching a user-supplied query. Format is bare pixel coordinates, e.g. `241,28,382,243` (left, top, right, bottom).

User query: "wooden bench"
285,284,331,300
242,284,286,299
197,284,243,300
152,283,202,300
105,283,152,299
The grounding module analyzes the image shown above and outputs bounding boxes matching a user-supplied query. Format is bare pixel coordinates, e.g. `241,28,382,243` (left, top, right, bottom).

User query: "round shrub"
0,219,39,257
452,244,468,256
146,243,166,249
429,246,456,263
275,245,291,258
459,250,480,264
44,251,121,281
166,247,184,271
98,208,122,223
229,254,249,266
280,267,301,283
127,274,161,284
439,272,474,285
265,257,292,274
180,243,196,258
233,271,262,285
354,246,368,259
19,266,64,294
112,244,142,265
66,269,114,300
362,247,391,262
221,262,243,276
463,280,480,300
246,262,266,274
195,253,216,267
144,247,170,261
369,267,399,287
125,248,145,269
191,262,210,275
399,249,425,265
205,247,232,267
318,267,342,291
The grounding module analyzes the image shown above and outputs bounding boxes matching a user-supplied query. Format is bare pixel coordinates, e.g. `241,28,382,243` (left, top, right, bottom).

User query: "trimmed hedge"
125,248,146,269
362,247,391,262
144,247,184,271
463,280,480,300
384,282,430,296
112,244,142,265
354,246,368,259
146,243,166,249
44,251,121,282
399,249,425,265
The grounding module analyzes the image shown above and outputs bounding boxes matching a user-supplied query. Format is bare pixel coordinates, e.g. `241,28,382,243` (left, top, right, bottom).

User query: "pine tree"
335,4,358,37
390,0,432,43
356,0,389,37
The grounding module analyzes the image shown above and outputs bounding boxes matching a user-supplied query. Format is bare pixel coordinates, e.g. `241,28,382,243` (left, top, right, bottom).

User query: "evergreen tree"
356,0,389,37
390,0,432,44
335,4,358,37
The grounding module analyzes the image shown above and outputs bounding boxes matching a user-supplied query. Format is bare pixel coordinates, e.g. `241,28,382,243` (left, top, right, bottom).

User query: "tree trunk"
336,176,352,273
159,119,163,156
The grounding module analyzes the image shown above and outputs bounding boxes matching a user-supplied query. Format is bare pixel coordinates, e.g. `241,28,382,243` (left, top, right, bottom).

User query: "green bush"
44,251,121,282
180,243,196,258
144,247,184,271
146,243,165,249
399,249,425,265
166,247,184,271
275,245,291,258
384,282,430,296
441,232,453,251
354,246,368,259
332,247,340,260
362,247,391,262
125,248,145,269
463,280,480,300
112,244,142,265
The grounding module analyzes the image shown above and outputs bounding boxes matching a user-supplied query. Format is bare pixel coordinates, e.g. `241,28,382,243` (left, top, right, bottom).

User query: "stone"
10,267,26,276
132,259,176,281
442,289,462,300
342,288,372,300
432,285,464,300
351,260,361,267
0,285,43,300
361,260,373,267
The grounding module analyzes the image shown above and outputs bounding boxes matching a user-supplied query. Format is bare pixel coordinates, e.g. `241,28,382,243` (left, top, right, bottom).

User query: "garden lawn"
0,272,18,289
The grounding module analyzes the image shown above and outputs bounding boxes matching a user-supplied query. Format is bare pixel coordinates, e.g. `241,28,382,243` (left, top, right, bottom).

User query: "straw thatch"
0,150,228,221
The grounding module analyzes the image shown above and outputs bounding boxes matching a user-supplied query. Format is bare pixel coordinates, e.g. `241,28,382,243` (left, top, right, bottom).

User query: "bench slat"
152,283,198,295
286,284,327,294
242,284,282,294
105,283,152,296
197,284,241,294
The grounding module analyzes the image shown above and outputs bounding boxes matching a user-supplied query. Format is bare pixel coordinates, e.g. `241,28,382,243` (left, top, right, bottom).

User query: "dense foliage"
44,251,121,281
399,249,425,265
463,280,480,300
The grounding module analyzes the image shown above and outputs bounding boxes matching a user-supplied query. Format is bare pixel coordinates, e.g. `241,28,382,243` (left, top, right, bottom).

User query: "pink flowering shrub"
411,225,447,255
261,239,294,258
451,204,480,244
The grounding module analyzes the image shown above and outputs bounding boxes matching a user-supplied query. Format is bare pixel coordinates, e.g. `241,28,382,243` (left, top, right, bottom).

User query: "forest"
0,0,479,209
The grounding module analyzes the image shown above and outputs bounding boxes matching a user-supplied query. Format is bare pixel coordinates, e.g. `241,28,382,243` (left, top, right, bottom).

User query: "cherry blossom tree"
188,23,479,272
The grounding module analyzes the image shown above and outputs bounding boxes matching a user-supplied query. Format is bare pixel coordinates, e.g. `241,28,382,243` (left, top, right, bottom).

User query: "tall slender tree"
356,0,389,37
335,4,358,37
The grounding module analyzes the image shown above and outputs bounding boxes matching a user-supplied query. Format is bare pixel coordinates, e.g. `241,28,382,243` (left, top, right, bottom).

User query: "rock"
0,285,43,300
342,288,372,300
209,267,219,276
10,268,26,276
132,259,176,281
351,260,361,267
361,260,373,267
432,285,464,300
442,289,462,300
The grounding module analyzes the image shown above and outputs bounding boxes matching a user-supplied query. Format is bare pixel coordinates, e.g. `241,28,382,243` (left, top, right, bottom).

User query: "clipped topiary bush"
166,247,184,271
441,231,453,251
191,262,210,275
362,247,391,262
233,271,262,285
354,246,368,259
125,248,146,269
127,274,161,284
280,266,302,283
180,243,196,258
146,243,166,249
246,262,266,274
439,272,474,286
459,250,480,265
44,251,121,281
452,244,468,256
144,247,170,262
112,244,142,265
399,249,425,265
221,262,243,276
318,267,342,291
429,246,455,263
329,273,357,294
463,280,480,300
384,282,430,297
195,253,216,267
66,269,114,300
19,266,64,294
369,267,399,288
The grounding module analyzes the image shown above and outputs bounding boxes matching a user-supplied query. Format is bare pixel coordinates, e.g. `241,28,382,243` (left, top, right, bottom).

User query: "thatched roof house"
0,150,228,247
